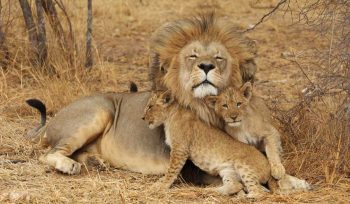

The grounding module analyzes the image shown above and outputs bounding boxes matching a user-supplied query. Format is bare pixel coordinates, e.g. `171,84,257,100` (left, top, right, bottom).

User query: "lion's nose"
231,115,237,121
198,63,215,74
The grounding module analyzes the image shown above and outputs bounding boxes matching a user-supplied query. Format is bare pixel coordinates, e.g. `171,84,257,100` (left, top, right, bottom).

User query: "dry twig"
244,0,288,32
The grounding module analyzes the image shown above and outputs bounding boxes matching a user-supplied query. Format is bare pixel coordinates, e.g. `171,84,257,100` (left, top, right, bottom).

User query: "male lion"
149,12,257,127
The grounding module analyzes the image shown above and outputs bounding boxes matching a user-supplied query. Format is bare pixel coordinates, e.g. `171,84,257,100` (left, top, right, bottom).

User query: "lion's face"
205,82,252,127
178,41,233,98
142,91,174,129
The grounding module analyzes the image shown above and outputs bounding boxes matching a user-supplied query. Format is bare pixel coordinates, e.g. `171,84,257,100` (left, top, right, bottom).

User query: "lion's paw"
55,158,81,175
246,189,266,200
278,175,311,193
151,180,171,192
271,162,286,180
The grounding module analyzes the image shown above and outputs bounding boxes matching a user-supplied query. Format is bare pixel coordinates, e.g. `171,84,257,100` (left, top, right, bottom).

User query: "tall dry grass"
0,0,349,203
1,0,349,182
272,0,350,184
0,0,152,119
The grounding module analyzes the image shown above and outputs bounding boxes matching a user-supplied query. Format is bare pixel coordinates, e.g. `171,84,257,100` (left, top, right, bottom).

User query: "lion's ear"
205,96,218,109
161,90,174,105
240,82,252,100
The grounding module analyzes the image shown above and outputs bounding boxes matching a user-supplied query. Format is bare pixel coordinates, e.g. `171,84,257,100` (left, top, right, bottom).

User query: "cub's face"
179,41,233,98
205,82,252,127
142,91,174,129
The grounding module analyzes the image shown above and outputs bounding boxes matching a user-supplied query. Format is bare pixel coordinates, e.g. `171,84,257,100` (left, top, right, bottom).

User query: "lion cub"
205,82,286,180
142,90,271,198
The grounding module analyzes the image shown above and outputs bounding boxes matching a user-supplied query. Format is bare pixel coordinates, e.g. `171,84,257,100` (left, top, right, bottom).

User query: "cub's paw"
151,180,171,192
278,175,311,193
271,162,286,180
246,190,266,200
216,182,244,195
245,186,268,200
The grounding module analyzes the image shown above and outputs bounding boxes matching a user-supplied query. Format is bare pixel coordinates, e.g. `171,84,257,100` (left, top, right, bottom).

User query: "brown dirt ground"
1,0,349,203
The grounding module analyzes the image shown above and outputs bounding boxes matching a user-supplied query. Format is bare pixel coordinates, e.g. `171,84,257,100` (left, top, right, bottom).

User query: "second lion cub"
142,90,272,198
205,82,286,179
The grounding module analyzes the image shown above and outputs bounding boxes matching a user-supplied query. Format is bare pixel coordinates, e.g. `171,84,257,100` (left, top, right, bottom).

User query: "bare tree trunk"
0,0,10,69
42,0,71,64
35,0,47,66
18,0,38,60
55,0,76,63
85,0,92,69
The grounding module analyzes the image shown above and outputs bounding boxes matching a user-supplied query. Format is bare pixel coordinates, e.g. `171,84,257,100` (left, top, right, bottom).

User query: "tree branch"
244,0,287,32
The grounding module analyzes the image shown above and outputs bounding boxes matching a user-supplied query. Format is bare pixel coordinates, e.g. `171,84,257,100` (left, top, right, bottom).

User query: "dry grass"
0,0,349,203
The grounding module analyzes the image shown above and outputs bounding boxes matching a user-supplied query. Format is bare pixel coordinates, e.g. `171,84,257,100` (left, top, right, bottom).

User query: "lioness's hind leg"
42,109,113,174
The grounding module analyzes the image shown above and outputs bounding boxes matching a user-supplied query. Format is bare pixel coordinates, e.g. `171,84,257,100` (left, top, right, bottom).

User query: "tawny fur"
149,12,256,127
143,91,271,198
27,92,169,175
205,82,286,180
26,12,310,192
149,12,257,89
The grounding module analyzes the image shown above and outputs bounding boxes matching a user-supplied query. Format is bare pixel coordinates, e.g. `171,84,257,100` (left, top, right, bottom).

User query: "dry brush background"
0,0,349,203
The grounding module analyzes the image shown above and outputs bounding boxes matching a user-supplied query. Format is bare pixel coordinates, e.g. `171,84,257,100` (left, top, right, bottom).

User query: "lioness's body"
36,92,169,174
143,91,270,198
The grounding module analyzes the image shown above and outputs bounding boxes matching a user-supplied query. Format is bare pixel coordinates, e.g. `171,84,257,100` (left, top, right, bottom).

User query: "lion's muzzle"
191,64,219,98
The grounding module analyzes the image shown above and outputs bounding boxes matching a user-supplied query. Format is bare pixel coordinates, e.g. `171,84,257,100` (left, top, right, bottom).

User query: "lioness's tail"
26,99,48,145
26,99,46,127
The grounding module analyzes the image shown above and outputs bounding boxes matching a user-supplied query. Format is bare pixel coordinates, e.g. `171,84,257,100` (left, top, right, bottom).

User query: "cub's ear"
205,96,218,109
161,90,174,105
240,82,253,100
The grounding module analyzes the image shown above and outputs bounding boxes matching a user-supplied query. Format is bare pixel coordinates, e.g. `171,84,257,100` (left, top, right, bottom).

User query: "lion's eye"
222,104,228,109
189,54,198,59
148,105,153,110
237,102,242,108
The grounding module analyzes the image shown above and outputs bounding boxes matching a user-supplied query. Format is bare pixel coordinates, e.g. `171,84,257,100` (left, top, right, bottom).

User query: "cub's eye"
215,56,224,61
222,104,228,109
189,54,198,59
237,102,242,108
148,105,153,110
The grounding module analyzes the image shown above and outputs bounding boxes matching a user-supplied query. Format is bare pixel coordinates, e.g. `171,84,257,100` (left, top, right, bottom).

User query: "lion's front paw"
271,162,286,180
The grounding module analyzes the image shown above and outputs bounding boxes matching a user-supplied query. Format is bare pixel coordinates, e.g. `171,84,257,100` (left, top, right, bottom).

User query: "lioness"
205,82,286,180
27,91,169,175
142,90,271,198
